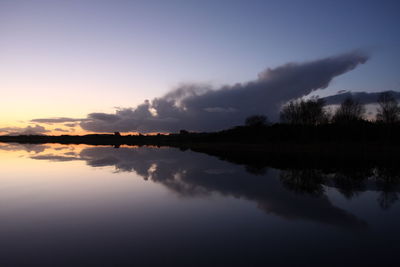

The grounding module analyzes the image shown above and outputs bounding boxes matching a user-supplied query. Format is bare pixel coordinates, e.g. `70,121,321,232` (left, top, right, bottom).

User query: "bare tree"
245,115,268,127
280,101,301,124
376,92,400,124
332,97,365,123
280,98,328,125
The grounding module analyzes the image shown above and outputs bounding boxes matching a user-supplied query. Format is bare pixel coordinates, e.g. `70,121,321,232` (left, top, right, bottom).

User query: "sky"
0,0,399,134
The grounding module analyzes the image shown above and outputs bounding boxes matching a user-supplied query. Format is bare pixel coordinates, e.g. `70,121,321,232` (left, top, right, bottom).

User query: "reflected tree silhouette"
280,169,326,197
377,191,398,210
332,169,369,199
278,165,400,210
375,167,400,209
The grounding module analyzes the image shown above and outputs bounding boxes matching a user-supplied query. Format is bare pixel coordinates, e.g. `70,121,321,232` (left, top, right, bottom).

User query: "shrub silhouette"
245,115,268,127
280,98,328,125
179,129,189,135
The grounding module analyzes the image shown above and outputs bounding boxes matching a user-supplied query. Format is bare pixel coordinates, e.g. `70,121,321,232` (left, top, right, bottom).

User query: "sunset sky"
1,0,399,134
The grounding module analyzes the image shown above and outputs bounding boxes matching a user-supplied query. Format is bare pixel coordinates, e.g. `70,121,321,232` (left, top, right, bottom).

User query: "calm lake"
0,143,399,266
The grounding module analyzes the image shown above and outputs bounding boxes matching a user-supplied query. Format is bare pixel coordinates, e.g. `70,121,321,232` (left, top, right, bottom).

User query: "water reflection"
7,143,396,229
0,143,50,153
2,143,400,225
2,143,400,266
21,144,400,212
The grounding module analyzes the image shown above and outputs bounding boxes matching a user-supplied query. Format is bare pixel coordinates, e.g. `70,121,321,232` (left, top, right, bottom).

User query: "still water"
0,143,399,266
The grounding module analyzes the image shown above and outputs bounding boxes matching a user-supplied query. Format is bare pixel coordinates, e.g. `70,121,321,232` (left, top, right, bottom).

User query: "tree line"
245,91,400,127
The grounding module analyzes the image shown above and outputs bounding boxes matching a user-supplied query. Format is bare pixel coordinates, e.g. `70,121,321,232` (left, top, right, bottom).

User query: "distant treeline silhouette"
279,91,400,125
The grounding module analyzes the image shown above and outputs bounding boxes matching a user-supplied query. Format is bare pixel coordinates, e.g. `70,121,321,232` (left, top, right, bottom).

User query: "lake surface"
0,143,399,266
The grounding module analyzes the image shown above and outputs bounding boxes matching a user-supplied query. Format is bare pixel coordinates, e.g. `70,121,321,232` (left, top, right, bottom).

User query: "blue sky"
0,0,399,132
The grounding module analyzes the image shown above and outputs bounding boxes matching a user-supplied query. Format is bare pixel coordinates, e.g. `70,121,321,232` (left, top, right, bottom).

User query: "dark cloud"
31,154,80,162
87,113,120,122
31,117,85,124
79,51,368,133
322,90,400,105
0,125,50,135
64,123,78,128
54,128,70,132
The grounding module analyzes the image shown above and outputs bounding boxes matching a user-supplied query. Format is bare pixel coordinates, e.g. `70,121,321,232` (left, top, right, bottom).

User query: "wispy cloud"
54,128,71,132
31,117,85,124
0,125,50,135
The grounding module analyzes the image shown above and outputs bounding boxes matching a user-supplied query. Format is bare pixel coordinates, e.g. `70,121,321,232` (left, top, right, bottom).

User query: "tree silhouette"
376,92,400,124
280,98,328,125
332,97,365,123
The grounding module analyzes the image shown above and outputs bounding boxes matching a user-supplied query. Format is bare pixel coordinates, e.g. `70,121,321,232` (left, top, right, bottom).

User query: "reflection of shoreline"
0,132,399,160
2,137,400,177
